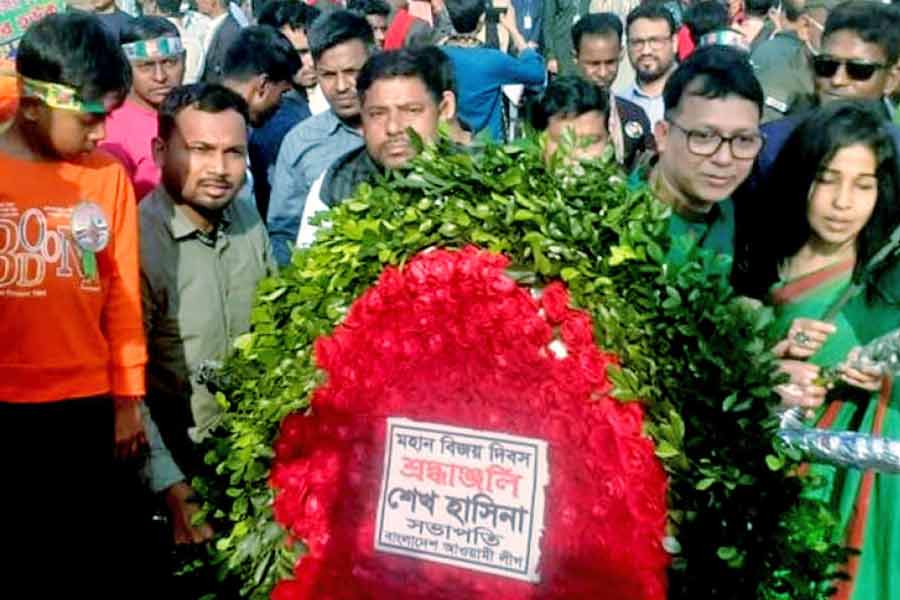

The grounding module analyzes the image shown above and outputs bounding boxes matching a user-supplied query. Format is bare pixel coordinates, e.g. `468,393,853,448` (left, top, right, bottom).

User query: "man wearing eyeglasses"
647,45,764,260
621,2,679,128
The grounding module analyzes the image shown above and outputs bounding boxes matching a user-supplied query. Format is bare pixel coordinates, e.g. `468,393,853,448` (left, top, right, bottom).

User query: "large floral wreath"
198,138,848,599
270,247,669,599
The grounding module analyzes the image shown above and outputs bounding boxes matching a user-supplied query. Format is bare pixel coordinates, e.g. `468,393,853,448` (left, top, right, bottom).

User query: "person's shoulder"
615,96,651,125
79,148,133,177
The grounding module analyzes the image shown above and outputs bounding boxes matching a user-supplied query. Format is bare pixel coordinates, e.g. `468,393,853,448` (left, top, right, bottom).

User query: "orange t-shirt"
0,149,147,402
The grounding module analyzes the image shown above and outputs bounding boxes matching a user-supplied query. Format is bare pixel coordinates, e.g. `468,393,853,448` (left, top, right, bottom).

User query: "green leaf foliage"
197,135,848,598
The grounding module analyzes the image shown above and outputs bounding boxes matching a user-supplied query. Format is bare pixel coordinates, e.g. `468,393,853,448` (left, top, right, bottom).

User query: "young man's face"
280,25,317,89
366,14,388,48
655,89,761,212
576,33,622,89
317,39,370,120
815,29,897,104
361,76,451,169
131,54,186,109
626,18,677,85
23,91,122,159
544,110,609,164
154,106,248,211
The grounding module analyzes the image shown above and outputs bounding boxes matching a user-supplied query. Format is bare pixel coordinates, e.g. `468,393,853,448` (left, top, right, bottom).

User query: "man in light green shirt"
140,84,275,538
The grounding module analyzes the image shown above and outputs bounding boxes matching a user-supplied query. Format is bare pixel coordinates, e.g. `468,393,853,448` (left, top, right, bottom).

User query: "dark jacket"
201,14,241,82
249,91,312,218
616,95,655,173
320,146,384,208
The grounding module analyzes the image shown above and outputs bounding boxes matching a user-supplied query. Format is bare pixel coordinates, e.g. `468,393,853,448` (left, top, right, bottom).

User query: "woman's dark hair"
356,48,447,105
308,10,375,62
157,83,250,141
528,75,610,131
743,101,900,298
120,15,180,45
683,1,729,44
16,13,132,104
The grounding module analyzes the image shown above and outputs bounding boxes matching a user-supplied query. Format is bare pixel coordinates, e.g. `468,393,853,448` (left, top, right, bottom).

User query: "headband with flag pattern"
121,36,184,60
19,76,107,114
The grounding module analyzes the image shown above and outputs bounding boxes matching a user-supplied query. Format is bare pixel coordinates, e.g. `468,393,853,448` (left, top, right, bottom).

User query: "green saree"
771,258,900,600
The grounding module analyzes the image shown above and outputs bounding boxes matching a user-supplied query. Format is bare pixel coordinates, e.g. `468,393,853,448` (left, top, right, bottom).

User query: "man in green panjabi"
640,44,764,262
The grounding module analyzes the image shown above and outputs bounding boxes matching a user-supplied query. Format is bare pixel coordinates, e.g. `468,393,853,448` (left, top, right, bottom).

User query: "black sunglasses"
812,56,886,81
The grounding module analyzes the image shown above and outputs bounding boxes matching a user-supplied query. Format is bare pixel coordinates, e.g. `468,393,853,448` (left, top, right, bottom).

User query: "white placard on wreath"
374,417,549,582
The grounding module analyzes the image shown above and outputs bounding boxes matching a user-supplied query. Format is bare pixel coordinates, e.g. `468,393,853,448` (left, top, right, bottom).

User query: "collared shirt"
140,185,275,452
621,82,665,128
266,109,364,265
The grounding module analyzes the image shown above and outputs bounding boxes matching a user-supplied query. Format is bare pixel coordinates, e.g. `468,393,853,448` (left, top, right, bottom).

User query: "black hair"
257,0,320,30
572,13,624,51
120,15,180,45
824,0,900,65
356,48,446,105
222,25,301,83
683,1,729,44
156,0,183,17
743,101,900,298
626,1,677,36
308,10,375,62
347,0,391,17
744,0,775,17
444,0,485,34
157,83,250,141
417,46,458,95
663,45,763,116
16,13,132,105
529,75,610,131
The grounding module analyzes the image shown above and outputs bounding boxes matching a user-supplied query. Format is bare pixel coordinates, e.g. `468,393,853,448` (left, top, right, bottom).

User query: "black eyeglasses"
812,56,886,81
667,121,764,159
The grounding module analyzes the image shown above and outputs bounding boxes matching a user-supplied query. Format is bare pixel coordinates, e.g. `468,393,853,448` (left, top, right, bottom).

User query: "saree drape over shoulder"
771,258,900,600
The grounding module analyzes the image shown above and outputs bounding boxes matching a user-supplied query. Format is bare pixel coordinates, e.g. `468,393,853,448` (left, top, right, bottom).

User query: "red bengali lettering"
397,457,524,497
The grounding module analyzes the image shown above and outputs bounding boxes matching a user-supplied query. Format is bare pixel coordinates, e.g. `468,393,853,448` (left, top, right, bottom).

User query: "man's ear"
19,97,44,124
151,136,166,168
654,119,669,153
885,61,900,97
438,90,457,123
252,74,269,100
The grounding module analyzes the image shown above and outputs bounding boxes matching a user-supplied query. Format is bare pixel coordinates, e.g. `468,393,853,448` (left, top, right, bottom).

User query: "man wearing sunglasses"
752,0,900,182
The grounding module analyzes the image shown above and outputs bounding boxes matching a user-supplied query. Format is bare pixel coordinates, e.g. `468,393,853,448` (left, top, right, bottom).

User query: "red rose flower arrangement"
270,246,669,600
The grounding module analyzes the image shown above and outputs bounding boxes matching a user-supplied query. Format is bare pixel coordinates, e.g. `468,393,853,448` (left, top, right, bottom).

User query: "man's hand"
113,396,148,460
164,481,214,545
547,59,559,74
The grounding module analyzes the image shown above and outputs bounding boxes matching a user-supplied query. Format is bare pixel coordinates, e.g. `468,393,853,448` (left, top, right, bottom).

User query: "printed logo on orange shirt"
0,201,102,296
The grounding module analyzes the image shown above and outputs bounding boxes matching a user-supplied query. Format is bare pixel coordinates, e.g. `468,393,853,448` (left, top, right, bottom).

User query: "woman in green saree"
742,101,900,600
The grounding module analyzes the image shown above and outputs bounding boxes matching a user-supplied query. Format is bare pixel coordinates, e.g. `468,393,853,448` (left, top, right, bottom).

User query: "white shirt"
296,173,328,247
308,85,330,116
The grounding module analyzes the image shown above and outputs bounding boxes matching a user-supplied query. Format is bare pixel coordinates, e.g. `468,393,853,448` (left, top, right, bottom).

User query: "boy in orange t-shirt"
0,13,148,592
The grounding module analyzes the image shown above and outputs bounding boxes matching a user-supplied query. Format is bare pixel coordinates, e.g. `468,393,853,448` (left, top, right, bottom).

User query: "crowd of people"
2,0,900,596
